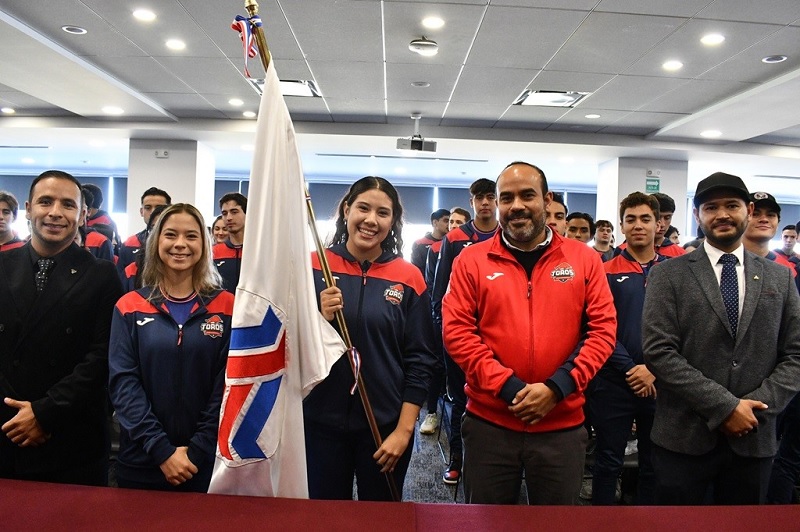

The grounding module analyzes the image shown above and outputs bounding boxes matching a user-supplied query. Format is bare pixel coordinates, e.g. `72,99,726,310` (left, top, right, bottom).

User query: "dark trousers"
0,455,107,487
653,440,772,505
589,375,655,505
462,414,586,505
424,328,446,414
116,467,212,493
767,392,800,503
444,348,466,458
304,421,413,501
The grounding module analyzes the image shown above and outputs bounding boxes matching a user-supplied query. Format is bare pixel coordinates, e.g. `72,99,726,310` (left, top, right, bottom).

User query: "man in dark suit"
0,170,122,485
642,172,800,505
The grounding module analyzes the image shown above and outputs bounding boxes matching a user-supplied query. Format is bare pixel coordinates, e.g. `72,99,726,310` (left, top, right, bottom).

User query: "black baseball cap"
749,191,780,214
693,172,750,208
431,208,450,221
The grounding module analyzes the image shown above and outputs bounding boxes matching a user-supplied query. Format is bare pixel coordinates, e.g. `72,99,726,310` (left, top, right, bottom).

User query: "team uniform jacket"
118,230,146,279
443,231,617,433
410,232,441,275
83,228,115,263
774,249,800,291
600,249,667,384
304,244,436,431
212,240,243,294
87,209,121,252
109,288,234,483
424,239,443,291
617,239,685,258
431,221,499,327
0,236,24,252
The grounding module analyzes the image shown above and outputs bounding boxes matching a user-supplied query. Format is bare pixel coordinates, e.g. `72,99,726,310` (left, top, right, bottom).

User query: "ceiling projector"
396,136,437,152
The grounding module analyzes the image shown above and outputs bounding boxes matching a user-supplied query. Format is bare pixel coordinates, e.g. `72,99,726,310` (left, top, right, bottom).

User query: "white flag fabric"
208,60,346,498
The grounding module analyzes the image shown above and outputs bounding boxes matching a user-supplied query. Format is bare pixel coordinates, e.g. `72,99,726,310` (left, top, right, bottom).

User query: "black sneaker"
443,458,461,485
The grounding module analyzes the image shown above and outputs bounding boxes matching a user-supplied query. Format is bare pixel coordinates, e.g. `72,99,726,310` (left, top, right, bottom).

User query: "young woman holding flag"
305,176,436,501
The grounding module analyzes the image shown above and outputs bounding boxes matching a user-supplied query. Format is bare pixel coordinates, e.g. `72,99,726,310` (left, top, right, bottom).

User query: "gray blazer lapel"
688,245,733,337
737,252,763,344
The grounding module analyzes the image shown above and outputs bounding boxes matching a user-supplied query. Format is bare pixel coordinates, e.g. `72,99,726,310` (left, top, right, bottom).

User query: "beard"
700,219,747,250
502,210,546,247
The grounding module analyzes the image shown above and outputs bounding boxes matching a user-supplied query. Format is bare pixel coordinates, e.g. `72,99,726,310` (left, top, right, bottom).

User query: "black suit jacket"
0,243,122,475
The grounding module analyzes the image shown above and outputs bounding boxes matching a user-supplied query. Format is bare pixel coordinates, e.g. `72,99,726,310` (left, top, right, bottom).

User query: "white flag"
208,60,345,498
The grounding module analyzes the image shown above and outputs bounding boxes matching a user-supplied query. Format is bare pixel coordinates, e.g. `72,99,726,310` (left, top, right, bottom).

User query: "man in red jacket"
443,161,616,505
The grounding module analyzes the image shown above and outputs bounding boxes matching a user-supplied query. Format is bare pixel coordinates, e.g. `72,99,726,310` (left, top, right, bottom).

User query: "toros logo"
201,315,224,338
384,284,404,305
551,262,575,283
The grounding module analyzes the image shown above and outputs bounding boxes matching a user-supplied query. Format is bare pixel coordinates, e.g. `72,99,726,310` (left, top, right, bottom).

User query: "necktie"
718,253,739,337
36,258,54,293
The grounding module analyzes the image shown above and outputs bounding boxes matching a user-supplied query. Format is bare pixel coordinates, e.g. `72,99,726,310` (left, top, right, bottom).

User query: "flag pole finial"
244,0,271,70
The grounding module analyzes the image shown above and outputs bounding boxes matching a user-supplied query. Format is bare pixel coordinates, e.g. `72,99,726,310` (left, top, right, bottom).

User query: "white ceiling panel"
281,0,383,62
387,63,461,102
639,79,757,113
624,19,783,79
89,57,192,93
595,0,710,17
545,13,687,74
527,70,617,92
156,57,252,95
450,66,540,106
325,98,387,123
383,2,485,65
583,75,689,111
308,61,385,100
468,6,588,69
387,100,448,124
695,0,800,25
699,25,800,82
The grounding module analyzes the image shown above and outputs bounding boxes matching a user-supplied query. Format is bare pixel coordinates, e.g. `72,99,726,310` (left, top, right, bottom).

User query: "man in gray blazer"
643,172,800,505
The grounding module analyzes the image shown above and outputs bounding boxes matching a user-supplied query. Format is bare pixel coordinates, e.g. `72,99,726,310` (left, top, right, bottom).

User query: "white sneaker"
624,440,638,456
419,413,439,434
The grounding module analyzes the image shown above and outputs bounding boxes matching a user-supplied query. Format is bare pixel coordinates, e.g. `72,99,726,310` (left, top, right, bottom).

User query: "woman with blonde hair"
109,203,234,492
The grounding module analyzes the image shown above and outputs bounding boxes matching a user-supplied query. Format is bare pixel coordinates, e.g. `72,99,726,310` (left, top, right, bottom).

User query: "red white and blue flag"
208,59,345,498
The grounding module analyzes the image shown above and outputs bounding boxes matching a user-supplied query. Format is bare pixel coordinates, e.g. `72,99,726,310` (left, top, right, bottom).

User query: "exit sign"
646,177,660,193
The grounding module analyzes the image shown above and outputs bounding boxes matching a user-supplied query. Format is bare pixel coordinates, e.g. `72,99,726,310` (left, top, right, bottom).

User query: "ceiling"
1,0,800,196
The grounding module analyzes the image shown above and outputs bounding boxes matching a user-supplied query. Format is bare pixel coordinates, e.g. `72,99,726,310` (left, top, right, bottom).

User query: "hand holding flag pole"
242,0,401,502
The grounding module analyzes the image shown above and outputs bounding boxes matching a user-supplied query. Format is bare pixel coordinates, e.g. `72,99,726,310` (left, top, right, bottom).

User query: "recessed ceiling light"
762,55,788,64
585,114,601,119
101,106,124,115
229,98,244,106
701,33,725,46
662,60,683,71
409,37,439,57
243,111,256,118
21,157,35,164
513,90,591,108
422,16,445,30
700,129,722,138
411,81,431,88
62,25,87,35
133,9,156,22
166,39,186,51
1,107,15,114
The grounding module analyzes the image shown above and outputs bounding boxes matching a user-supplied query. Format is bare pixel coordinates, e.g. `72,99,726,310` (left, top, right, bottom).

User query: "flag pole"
243,0,400,502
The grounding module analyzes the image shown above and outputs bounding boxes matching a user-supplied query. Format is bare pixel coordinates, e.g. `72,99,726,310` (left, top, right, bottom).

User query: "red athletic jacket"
443,231,616,433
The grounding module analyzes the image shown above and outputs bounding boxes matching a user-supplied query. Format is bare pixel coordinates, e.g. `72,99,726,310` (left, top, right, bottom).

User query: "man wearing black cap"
642,172,800,505
410,208,450,275
743,192,798,276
